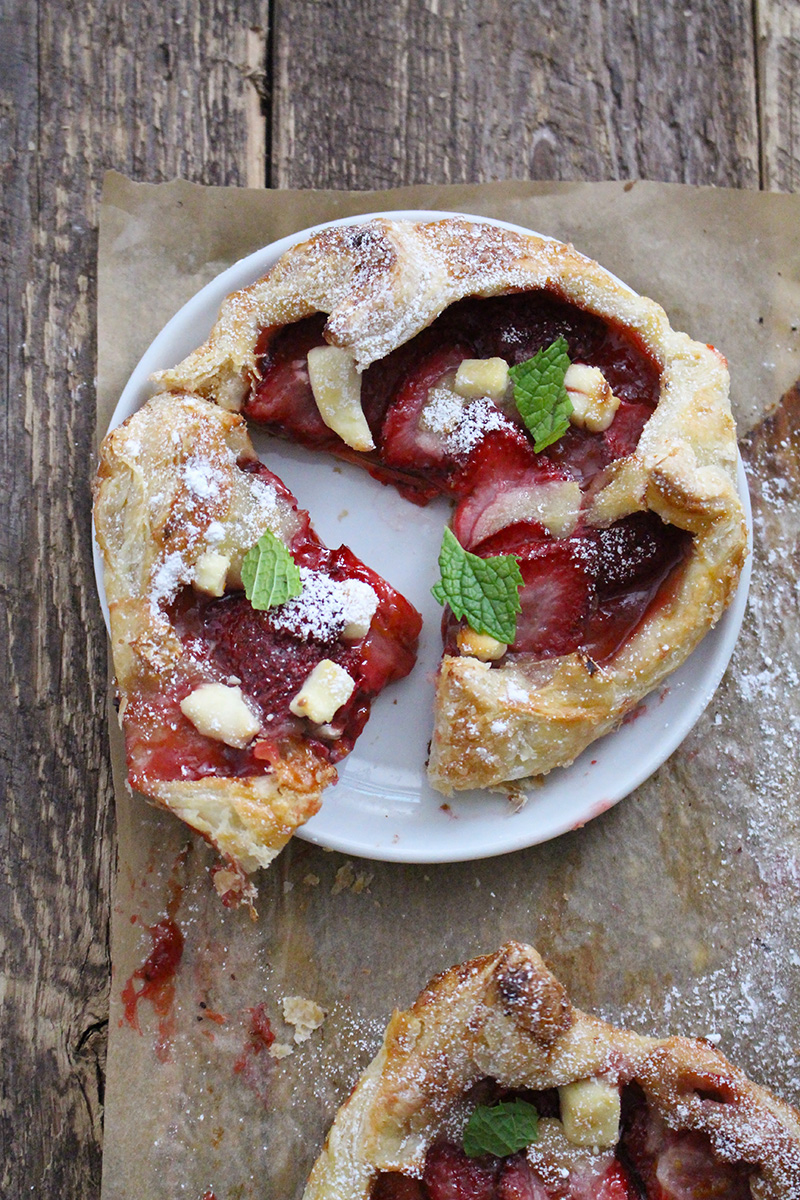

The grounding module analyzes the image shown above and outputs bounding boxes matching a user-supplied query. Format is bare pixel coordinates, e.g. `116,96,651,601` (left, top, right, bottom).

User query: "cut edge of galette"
93,392,421,896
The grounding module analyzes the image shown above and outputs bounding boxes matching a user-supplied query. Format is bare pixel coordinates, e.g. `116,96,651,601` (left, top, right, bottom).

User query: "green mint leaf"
431,527,522,645
241,530,302,611
463,1099,540,1158
510,336,573,453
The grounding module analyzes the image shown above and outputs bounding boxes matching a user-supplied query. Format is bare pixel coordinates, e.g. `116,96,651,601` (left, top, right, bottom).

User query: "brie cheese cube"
289,659,355,724
340,578,379,640
454,357,509,400
565,364,621,433
193,551,230,597
180,683,260,748
457,628,508,661
307,346,375,452
559,1078,621,1149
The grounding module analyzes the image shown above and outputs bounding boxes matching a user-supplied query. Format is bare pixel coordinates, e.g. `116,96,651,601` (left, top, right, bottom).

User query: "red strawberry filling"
368,1086,755,1200
244,291,690,671
124,461,421,790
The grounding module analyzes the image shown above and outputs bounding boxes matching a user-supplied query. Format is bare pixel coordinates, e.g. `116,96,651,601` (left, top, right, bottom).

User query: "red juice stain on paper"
121,918,184,1061
232,1002,276,1105
120,846,189,1061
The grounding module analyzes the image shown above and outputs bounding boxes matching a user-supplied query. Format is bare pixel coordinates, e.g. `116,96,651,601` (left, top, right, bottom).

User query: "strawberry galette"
152,217,747,794
93,394,421,882
302,944,800,1200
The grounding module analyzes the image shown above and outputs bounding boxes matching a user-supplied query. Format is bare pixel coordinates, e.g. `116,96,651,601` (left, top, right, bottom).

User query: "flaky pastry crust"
152,217,747,791
94,393,336,873
303,943,800,1200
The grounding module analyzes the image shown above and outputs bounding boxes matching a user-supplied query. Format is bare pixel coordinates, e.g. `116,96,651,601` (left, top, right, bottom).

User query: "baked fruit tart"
152,216,747,793
93,393,421,885
303,943,800,1199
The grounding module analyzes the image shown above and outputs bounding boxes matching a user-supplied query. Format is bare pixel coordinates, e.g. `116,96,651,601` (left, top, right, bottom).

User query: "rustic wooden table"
2,1,799,1194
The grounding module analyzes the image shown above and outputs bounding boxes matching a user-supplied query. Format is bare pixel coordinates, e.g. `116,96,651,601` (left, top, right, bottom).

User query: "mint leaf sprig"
463,1098,540,1158
432,527,522,645
241,530,302,610
510,336,573,453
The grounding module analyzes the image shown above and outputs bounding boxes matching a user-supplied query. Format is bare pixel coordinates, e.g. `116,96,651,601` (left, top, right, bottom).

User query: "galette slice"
151,217,747,792
303,943,800,1200
93,393,421,886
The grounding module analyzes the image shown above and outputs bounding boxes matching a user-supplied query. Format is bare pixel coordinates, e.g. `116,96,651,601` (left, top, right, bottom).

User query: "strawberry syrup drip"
121,919,184,1063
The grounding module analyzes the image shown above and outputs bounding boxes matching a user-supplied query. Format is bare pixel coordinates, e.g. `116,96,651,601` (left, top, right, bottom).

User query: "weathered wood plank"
757,0,800,191
272,0,760,190
0,2,266,1194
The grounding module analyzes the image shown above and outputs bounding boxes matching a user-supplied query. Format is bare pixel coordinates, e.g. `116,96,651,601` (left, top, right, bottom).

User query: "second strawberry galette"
302,944,800,1200
153,216,747,794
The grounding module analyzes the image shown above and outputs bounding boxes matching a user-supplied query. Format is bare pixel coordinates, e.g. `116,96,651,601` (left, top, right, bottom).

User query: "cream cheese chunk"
340,578,379,640
565,363,621,433
289,659,355,724
193,551,230,597
559,1078,621,1148
457,628,508,661
307,345,375,451
180,683,260,748
454,357,509,400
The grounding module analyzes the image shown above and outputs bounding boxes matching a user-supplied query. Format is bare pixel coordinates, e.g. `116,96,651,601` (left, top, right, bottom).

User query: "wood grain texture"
3,0,796,1193
757,0,800,190
271,0,760,190
0,2,266,1195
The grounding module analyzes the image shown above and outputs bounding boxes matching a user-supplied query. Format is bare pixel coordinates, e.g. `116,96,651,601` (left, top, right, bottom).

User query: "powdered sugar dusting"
422,386,513,458
446,397,510,457
269,568,377,643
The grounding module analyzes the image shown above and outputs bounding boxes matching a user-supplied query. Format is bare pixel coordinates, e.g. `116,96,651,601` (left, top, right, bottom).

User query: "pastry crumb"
268,1041,294,1060
332,861,374,894
282,995,326,1043
303,872,320,887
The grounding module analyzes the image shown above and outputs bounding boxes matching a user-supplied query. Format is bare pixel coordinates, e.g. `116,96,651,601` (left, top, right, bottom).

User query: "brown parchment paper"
97,173,800,1200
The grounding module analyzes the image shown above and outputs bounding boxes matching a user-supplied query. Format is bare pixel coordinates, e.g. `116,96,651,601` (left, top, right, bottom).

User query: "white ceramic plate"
95,209,753,864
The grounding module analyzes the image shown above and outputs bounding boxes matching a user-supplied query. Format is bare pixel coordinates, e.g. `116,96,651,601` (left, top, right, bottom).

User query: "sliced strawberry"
245,314,333,444
451,427,542,498
371,1173,428,1200
594,514,690,602
423,1143,500,1200
591,1161,639,1200
603,401,652,461
652,1133,753,1200
452,465,572,552
497,1156,551,1200
540,425,612,485
380,343,471,475
493,539,595,659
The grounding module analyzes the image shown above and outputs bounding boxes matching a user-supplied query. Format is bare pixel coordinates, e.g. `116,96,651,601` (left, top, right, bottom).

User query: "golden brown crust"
93,392,336,873
303,944,800,1199
151,217,747,791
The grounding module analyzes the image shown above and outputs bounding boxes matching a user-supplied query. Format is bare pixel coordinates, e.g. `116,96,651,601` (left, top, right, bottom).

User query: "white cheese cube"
289,659,355,724
559,1078,621,1149
193,551,230,597
180,683,260,748
457,628,508,661
340,578,379,640
307,346,375,451
565,363,621,433
454,357,509,400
